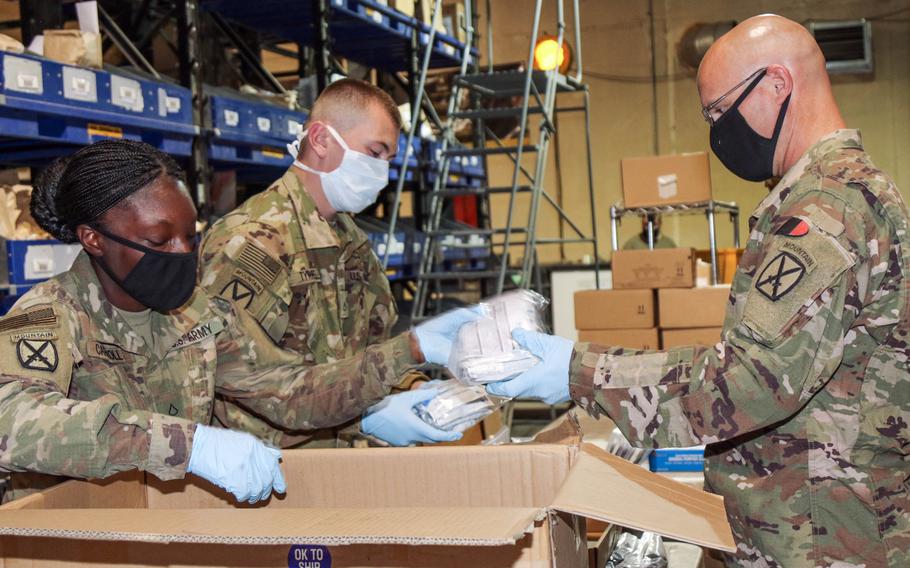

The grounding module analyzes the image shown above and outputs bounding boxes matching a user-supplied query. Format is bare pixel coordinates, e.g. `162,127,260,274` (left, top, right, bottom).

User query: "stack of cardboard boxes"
573,150,730,350
574,248,729,350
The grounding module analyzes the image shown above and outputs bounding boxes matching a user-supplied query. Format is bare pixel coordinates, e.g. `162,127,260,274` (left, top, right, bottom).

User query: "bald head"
697,15,845,178
698,15,827,94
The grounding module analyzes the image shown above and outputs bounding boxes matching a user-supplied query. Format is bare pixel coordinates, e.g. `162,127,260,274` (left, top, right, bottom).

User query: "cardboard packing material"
573,289,655,330
419,0,447,33
578,328,659,350
0,184,52,240
0,420,735,568
661,327,725,349
0,33,25,54
443,3,467,41
658,286,731,329
696,248,745,285
611,248,696,290
620,152,712,208
43,29,103,68
389,0,415,17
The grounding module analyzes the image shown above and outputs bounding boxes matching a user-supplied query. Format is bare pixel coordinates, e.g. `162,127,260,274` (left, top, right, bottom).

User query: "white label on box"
288,119,302,136
156,88,181,117
4,56,43,95
71,76,89,94
111,75,144,112
224,109,240,127
256,116,271,132
657,174,678,199
62,67,97,102
18,74,38,90
23,243,81,280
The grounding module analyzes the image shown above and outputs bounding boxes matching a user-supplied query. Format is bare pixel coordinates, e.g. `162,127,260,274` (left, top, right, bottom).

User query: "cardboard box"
0,437,735,567
658,286,730,329
696,248,745,285
661,327,725,348
612,248,696,290
443,3,466,41
574,289,656,330
578,328,659,350
43,29,102,68
389,0,415,17
621,152,712,208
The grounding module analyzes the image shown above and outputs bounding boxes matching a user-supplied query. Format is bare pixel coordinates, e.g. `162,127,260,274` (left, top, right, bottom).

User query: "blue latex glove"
486,329,573,405
413,306,484,365
187,424,287,504
362,388,463,446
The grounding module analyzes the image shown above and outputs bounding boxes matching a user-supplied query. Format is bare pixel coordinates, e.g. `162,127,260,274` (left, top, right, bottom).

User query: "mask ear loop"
770,94,791,142
322,124,350,151
287,123,349,158
715,69,768,125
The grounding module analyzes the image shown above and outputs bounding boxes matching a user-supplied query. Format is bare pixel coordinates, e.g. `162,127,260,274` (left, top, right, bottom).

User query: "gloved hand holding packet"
447,290,549,386
412,380,505,433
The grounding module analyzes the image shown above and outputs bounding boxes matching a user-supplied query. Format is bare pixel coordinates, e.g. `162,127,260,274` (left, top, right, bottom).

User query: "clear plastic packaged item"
413,380,504,433
606,531,668,568
448,290,549,385
604,427,651,466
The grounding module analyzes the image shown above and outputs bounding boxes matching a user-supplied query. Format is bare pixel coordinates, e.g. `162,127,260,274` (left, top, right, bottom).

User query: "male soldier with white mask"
200,79,477,449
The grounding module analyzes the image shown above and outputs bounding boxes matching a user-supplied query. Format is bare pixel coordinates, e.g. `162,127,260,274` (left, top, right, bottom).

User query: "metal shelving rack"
386,0,600,320
197,0,481,260
609,200,741,285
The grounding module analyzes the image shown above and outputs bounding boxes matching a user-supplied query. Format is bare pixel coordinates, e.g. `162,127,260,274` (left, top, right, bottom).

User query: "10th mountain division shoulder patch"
16,337,59,371
755,251,806,301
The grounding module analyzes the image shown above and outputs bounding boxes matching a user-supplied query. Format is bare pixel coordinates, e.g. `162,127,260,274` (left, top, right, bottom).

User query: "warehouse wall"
483,0,910,263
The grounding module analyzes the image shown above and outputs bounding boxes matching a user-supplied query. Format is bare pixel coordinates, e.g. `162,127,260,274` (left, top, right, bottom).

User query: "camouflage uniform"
0,252,417,502
199,168,400,447
570,130,909,567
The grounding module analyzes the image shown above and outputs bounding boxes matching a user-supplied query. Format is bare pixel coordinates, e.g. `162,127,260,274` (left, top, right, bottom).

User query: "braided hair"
31,140,185,243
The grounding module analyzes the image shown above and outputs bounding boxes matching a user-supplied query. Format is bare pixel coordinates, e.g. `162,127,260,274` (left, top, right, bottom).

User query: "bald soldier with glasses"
486,15,910,567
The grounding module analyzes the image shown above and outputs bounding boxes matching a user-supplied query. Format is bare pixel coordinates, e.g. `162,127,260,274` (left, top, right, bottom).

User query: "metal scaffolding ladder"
386,0,600,320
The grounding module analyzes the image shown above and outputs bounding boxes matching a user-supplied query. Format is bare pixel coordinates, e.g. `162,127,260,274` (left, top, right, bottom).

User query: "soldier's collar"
69,252,213,356
278,166,361,250
750,129,863,223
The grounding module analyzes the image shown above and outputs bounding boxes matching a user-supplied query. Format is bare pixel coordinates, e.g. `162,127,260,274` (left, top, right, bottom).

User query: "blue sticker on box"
288,545,331,568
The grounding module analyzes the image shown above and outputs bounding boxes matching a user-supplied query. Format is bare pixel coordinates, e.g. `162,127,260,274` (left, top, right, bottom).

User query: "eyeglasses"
701,67,767,125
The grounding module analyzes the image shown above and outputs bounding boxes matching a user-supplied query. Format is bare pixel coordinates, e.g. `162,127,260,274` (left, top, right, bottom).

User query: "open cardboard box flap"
0,425,734,555
551,444,733,551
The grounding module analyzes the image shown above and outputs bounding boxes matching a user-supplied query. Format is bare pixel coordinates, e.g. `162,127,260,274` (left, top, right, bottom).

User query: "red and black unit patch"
776,217,810,237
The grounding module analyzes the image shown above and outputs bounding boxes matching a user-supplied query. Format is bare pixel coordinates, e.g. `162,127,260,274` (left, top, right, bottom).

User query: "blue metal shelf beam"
200,0,477,71
0,52,194,165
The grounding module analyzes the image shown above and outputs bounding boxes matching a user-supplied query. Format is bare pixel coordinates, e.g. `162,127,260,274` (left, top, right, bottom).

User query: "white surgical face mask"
288,124,389,214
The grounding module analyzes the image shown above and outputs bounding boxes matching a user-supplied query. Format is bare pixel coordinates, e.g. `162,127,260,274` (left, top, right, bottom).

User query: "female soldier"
0,140,468,504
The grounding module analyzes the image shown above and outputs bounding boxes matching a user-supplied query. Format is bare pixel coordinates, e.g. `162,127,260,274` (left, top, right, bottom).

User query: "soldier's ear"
306,122,332,159
77,225,104,257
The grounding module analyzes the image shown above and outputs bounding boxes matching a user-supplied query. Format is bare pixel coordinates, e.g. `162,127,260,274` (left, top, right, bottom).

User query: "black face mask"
709,70,791,182
92,225,198,312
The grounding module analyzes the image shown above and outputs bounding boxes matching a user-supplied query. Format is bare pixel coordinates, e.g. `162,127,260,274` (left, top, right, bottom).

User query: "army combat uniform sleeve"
570,190,876,448
211,298,420,432
364,243,398,345
199,222,294,345
0,299,196,482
